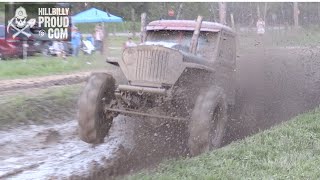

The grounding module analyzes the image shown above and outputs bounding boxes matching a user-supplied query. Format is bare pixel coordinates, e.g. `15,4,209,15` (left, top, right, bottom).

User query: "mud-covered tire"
188,86,228,156
78,73,116,144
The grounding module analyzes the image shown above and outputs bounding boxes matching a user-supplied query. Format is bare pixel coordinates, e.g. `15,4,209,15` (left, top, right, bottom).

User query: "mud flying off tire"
188,86,228,156
78,73,116,144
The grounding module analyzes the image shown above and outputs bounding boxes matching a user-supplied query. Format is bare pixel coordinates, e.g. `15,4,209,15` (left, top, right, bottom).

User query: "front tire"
78,73,116,144
188,86,228,156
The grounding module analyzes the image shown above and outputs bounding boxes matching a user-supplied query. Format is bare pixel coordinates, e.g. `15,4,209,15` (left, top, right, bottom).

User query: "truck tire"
78,73,116,144
188,86,228,156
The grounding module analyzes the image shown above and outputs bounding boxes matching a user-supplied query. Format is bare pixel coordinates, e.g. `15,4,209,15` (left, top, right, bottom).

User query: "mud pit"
0,46,319,179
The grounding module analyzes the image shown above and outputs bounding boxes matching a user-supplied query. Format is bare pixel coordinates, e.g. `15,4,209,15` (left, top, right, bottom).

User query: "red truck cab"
0,25,20,59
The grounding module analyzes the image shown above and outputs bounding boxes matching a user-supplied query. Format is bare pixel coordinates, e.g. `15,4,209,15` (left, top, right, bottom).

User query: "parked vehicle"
0,24,40,59
0,25,20,59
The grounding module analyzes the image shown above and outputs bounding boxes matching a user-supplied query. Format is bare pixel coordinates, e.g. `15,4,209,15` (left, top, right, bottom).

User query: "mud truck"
78,19,236,156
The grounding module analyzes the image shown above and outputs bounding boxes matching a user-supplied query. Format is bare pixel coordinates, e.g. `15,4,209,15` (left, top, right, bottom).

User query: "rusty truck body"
78,19,236,155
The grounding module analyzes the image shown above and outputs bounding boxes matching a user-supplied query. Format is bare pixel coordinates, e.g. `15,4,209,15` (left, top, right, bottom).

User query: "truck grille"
135,49,169,83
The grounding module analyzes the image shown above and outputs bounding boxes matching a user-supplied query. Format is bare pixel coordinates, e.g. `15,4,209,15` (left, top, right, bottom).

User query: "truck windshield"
146,30,217,58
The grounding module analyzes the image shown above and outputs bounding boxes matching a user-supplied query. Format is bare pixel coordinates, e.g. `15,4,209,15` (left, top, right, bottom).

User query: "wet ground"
0,45,319,179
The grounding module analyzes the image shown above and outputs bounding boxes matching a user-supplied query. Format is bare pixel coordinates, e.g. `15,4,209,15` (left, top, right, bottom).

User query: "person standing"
256,18,266,36
52,40,66,59
94,24,104,54
123,37,137,49
71,26,81,57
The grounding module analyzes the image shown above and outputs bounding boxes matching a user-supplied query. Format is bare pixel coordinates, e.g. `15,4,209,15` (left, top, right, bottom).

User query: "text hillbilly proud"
38,7,70,39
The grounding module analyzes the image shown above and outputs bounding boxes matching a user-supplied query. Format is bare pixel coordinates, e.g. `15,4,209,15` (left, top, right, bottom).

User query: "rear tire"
78,73,116,144
188,86,228,156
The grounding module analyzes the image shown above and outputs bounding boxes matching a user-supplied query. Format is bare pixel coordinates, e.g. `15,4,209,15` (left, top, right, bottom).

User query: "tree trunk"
318,3,320,26
230,13,235,30
263,2,268,21
142,2,149,14
102,23,108,56
163,2,167,19
140,13,147,43
280,2,284,27
210,3,217,22
257,3,261,18
219,2,227,25
248,2,254,30
131,8,136,37
176,3,183,20
293,2,299,29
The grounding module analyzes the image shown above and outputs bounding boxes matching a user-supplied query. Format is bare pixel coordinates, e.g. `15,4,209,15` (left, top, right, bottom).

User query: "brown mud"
0,45,319,179
0,72,91,92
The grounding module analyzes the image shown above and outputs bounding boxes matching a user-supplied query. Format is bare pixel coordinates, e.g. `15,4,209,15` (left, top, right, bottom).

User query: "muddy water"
0,116,136,179
0,117,188,179
0,46,319,179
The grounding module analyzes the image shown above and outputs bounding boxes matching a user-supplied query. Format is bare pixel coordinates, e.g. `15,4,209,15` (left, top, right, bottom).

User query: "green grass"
0,84,82,128
77,21,142,34
131,107,320,179
239,28,320,48
0,36,139,80
0,54,107,79
108,36,140,47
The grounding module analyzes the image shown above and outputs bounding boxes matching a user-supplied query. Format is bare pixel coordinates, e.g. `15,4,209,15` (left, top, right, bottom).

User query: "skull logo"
14,7,27,28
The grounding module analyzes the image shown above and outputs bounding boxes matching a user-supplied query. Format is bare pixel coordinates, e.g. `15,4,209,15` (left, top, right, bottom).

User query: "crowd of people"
51,24,106,59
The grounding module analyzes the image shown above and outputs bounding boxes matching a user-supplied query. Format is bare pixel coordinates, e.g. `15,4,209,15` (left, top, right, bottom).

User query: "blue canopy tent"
72,8,123,24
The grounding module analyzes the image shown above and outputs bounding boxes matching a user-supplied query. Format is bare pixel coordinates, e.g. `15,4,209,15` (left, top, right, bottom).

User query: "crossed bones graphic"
7,18,36,39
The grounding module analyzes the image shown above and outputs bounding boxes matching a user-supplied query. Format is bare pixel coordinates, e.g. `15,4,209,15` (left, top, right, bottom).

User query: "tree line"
71,2,320,29
1,2,319,28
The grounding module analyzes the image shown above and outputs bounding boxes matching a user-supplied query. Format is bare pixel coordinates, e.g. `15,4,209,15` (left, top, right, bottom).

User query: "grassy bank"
0,85,82,129
0,54,106,79
131,107,320,179
239,28,320,48
0,36,140,80
77,21,142,34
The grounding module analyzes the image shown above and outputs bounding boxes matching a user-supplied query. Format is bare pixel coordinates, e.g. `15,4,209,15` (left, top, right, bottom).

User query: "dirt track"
0,72,90,92
0,45,319,179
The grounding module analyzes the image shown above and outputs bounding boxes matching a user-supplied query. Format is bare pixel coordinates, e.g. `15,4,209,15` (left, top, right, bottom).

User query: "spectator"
82,36,95,55
87,32,95,47
256,18,266,36
94,24,104,54
59,41,67,59
52,41,66,59
123,37,137,49
71,26,81,57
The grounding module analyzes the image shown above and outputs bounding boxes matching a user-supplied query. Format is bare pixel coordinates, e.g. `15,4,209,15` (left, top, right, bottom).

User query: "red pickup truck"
0,25,40,60
0,25,19,59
